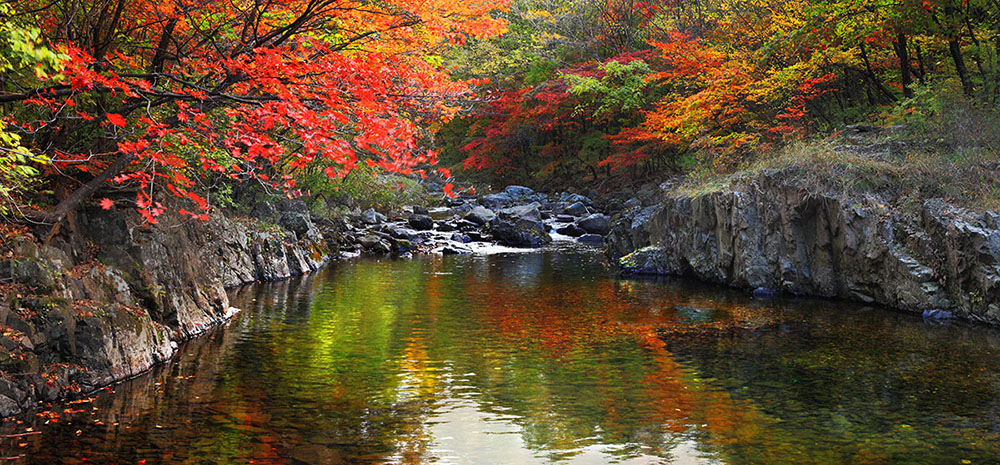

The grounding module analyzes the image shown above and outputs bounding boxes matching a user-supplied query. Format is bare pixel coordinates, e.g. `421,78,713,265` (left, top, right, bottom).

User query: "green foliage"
0,6,64,216
298,164,431,213
0,4,67,76
563,59,653,118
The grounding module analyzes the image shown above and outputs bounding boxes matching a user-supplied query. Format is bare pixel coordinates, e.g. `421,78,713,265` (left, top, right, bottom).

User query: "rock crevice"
608,174,1000,324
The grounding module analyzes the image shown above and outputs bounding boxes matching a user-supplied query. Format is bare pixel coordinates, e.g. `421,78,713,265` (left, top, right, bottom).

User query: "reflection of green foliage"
31,251,1000,464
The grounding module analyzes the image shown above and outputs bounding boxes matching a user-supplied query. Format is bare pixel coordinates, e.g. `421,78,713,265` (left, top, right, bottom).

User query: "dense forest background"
436,0,1000,191
3,0,1000,223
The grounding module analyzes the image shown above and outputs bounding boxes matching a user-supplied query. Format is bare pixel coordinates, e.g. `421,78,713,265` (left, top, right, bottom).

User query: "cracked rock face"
608,175,1000,324
0,205,330,417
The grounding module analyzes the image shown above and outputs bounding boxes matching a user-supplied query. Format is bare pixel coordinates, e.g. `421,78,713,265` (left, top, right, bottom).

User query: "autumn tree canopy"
1,0,507,223
436,0,1000,187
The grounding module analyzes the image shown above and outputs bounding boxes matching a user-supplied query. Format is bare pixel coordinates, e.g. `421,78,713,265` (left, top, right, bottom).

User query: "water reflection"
3,247,1000,464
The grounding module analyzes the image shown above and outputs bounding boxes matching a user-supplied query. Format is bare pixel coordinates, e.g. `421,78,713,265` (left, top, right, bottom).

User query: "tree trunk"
949,37,974,96
894,33,914,98
24,152,136,225
859,43,897,102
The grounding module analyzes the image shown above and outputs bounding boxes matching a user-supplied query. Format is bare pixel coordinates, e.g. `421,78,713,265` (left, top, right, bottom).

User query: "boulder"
578,213,611,235
278,210,316,237
490,219,552,247
560,192,594,207
408,214,434,231
442,245,472,255
412,205,429,215
564,202,589,216
250,201,278,220
504,185,536,198
555,224,586,237
450,233,473,243
480,193,515,209
465,206,497,225
361,208,386,225
502,202,542,222
578,234,604,244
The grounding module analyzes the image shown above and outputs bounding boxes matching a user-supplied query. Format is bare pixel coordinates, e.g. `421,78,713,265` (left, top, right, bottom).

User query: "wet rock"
392,239,415,255
437,222,457,232
442,245,472,255
556,224,586,237
752,287,778,298
408,214,434,231
577,234,604,244
619,246,672,275
465,206,497,226
564,202,588,217
578,214,611,235
412,205,429,215
466,231,487,242
448,204,473,215
556,215,576,223
490,219,552,247
450,233,473,243
386,228,410,240
923,309,955,321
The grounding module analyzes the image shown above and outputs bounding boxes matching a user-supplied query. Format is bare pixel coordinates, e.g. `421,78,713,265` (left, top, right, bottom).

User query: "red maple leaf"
99,198,114,210
106,113,126,127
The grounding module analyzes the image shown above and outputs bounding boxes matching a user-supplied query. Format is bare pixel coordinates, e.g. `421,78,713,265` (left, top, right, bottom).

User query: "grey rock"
607,172,1000,324
451,233,473,243
564,202,589,217
361,208,386,225
502,202,542,222
504,185,536,198
577,234,604,244
578,214,612,235
480,193,515,209
442,245,472,255
556,224,586,237
250,201,278,220
408,214,434,231
465,206,497,225
490,219,552,247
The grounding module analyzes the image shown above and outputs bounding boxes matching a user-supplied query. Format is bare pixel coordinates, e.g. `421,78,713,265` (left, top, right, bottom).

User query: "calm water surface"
4,244,1000,464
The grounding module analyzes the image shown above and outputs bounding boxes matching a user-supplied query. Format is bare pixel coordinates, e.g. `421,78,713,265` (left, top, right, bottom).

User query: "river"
4,243,1000,464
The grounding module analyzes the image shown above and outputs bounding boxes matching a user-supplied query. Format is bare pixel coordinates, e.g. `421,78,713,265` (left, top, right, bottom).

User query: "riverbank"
0,184,621,417
607,139,1000,325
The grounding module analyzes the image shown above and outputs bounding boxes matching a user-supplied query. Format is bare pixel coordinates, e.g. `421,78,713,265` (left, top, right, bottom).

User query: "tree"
2,0,507,225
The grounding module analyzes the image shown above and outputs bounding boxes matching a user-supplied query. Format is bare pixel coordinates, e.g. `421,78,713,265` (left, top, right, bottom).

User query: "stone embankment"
607,173,1000,324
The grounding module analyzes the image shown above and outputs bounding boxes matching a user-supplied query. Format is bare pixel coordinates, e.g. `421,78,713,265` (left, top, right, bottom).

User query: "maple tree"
1,0,507,225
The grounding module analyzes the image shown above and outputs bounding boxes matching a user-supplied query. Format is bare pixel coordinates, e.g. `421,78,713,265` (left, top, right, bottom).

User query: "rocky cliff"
607,173,1000,324
0,201,330,416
